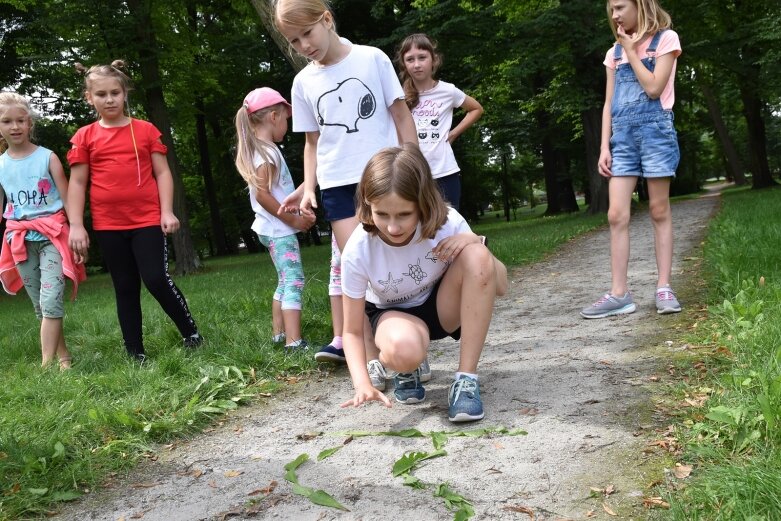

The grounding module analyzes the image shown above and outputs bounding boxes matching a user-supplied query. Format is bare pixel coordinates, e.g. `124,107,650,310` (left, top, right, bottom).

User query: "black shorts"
364,279,461,341
321,183,358,221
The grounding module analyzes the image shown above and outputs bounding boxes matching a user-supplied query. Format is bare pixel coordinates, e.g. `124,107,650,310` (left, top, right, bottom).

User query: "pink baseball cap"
243,87,292,115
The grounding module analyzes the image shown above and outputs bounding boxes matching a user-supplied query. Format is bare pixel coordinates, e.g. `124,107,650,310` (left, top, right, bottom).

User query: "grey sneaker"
393,369,426,404
656,286,682,314
580,292,637,319
419,356,432,383
367,359,387,391
448,375,484,422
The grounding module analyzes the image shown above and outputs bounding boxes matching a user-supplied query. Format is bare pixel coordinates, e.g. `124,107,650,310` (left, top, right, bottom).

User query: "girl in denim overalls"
581,0,682,319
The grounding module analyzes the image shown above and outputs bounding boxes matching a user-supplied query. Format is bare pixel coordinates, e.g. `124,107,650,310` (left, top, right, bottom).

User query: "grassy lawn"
0,208,606,519
664,187,781,518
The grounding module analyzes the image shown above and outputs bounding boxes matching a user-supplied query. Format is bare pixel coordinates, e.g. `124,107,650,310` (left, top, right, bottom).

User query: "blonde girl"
581,0,682,319
339,144,507,422
67,61,202,362
274,0,417,372
0,92,85,369
234,87,315,349
396,33,483,210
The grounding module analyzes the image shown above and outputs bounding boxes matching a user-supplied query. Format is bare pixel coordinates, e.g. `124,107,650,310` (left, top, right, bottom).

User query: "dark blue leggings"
95,226,198,357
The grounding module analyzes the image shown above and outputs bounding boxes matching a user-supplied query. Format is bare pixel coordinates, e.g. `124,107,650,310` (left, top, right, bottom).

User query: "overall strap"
646,30,665,56
613,42,623,63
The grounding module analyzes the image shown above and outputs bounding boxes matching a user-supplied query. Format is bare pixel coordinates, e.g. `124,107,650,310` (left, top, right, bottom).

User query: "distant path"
58,195,719,520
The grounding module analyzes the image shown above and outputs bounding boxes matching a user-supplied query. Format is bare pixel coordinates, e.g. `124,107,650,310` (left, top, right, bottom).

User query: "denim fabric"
610,31,680,178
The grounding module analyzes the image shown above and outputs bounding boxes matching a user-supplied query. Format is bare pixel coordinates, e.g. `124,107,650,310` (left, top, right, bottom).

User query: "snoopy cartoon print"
316,78,377,133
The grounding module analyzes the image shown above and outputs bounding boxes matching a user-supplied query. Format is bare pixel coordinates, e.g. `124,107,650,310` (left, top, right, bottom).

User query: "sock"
285,339,304,348
330,336,343,350
272,332,286,343
455,371,478,381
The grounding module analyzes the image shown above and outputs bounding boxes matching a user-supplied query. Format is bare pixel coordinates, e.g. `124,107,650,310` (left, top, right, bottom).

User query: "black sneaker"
183,333,204,349
314,344,347,363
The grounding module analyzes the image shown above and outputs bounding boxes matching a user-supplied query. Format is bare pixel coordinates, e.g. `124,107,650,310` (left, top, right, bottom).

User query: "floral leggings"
15,240,65,319
328,234,342,297
258,233,305,310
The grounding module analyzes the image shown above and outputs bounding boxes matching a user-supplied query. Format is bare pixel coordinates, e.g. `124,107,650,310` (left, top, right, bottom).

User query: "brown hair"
396,33,442,110
357,144,449,240
606,0,672,42
0,92,36,153
75,59,133,97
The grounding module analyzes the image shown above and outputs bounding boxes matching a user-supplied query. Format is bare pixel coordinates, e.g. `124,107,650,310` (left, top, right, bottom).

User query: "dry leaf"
599,360,613,366
673,463,692,479
117,517,126,521
585,510,596,518
296,431,322,441
259,392,272,397
502,505,534,519
130,482,161,489
603,502,618,516
759,276,765,286
343,435,354,445
130,512,145,519
224,470,243,478
643,497,670,509
604,484,615,496
519,407,540,415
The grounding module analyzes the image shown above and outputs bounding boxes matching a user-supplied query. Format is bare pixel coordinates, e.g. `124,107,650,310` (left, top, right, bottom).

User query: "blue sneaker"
314,344,347,363
393,370,425,404
448,375,484,422
580,292,636,319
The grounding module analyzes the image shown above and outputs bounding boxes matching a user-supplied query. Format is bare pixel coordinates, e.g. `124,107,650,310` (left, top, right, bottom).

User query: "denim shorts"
610,111,680,178
321,183,358,221
364,278,461,341
435,173,461,210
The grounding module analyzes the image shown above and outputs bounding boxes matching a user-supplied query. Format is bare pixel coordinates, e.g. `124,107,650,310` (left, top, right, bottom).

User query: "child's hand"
161,212,180,234
278,190,304,215
432,233,479,263
340,384,392,409
299,190,318,213
298,208,317,230
69,224,90,259
598,149,613,177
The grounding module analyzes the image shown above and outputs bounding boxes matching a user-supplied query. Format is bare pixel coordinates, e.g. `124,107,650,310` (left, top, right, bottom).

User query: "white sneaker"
418,356,432,382
367,359,387,391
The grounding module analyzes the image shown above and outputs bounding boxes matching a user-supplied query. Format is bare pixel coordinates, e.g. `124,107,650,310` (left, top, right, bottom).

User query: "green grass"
664,187,781,519
0,208,605,519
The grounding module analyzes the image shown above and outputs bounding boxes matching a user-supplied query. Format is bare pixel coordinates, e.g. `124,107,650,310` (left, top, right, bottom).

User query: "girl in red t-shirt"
67,60,201,362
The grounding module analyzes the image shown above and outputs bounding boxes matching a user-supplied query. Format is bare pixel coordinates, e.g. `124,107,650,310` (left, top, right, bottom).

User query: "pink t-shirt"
603,30,682,110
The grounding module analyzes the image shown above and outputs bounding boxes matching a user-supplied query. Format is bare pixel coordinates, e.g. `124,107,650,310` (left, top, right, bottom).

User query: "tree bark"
582,106,609,213
127,0,202,274
698,78,746,185
738,72,775,189
195,98,230,255
249,0,307,72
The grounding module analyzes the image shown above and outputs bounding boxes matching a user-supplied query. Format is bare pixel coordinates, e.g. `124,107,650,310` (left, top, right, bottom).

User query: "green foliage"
283,453,349,511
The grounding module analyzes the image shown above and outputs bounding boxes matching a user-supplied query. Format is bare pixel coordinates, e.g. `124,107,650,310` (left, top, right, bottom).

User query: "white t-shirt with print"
290,44,405,190
411,80,466,179
249,146,299,238
341,208,472,308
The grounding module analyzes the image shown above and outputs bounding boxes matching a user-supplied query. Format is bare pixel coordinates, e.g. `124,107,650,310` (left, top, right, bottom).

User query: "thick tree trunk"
582,106,609,213
127,0,201,274
699,79,746,185
537,109,561,215
736,49,775,189
249,0,307,72
195,98,230,255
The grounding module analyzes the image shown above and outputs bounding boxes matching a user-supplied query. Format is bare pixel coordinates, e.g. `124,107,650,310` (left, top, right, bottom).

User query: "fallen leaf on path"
585,510,596,518
129,482,161,489
285,376,300,384
519,407,539,415
502,504,534,519
486,466,503,474
643,497,670,509
117,517,125,521
603,502,618,516
599,360,613,366
224,470,243,478
343,435,354,445
258,392,272,397
130,512,145,519
673,463,692,479
296,431,322,441
216,508,243,521
248,480,278,496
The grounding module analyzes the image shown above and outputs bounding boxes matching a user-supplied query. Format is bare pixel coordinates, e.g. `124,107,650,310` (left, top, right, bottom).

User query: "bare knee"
607,207,630,229
378,333,426,373
649,199,671,223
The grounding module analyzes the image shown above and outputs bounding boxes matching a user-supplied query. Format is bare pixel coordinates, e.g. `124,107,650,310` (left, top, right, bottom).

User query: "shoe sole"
371,381,386,391
657,306,682,314
314,353,347,363
395,394,425,404
419,372,432,383
580,303,637,319
449,411,485,422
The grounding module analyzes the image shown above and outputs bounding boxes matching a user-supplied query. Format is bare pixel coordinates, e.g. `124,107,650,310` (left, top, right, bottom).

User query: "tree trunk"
736,48,775,189
582,106,609,213
195,98,230,255
127,0,201,274
699,78,746,185
537,109,561,215
249,0,307,72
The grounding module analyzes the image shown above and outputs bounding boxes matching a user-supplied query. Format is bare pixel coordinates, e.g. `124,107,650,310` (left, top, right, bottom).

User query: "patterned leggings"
15,240,65,319
258,233,305,310
328,233,342,297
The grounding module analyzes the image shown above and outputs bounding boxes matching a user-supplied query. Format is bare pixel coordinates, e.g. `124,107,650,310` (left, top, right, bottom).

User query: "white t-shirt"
249,146,299,238
603,30,681,110
341,208,471,308
290,44,405,190
411,80,466,179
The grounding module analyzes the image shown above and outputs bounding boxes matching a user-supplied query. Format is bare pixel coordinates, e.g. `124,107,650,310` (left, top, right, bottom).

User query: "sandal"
58,356,73,370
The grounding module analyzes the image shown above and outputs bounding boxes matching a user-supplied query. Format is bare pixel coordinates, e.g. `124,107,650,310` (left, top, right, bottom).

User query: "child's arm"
48,153,69,214
448,95,483,144
280,131,320,215
151,151,180,235
254,164,316,231
67,163,90,260
340,294,392,408
433,232,508,295
598,66,616,177
388,99,418,145
618,29,676,99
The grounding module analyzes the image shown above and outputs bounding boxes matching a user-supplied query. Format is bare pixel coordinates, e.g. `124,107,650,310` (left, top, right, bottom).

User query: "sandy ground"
57,194,718,521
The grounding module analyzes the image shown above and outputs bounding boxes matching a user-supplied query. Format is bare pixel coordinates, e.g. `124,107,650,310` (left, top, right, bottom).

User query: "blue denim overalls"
610,31,680,177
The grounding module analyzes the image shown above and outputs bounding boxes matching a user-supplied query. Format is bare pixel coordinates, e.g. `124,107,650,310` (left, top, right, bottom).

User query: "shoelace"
451,377,477,400
367,360,387,379
657,289,677,301
593,293,613,306
395,372,419,387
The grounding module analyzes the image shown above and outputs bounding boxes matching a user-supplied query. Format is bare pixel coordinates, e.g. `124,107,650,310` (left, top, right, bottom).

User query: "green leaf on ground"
392,449,447,477
317,446,342,461
309,489,350,511
402,474,427,489
284,453,310,472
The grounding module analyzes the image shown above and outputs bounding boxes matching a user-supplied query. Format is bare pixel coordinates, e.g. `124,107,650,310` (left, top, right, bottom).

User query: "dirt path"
58,195,719,521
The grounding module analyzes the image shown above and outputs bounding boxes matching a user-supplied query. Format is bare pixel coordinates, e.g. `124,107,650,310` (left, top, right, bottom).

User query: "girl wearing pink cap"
235,88,316,350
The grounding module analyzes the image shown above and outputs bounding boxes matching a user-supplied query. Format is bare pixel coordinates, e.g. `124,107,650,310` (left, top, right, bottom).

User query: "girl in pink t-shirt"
67,60,201,362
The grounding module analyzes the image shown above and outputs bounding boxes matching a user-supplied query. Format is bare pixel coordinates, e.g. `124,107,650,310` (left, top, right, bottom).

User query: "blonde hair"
75,59,133,103
274,0,334,30
396,34,443,110
234,103,287,191
357,144,449,240
606,0,672,42
0,92,36,153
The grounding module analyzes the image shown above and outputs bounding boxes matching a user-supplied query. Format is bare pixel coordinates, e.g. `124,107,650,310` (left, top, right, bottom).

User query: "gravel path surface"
58,194,719,521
